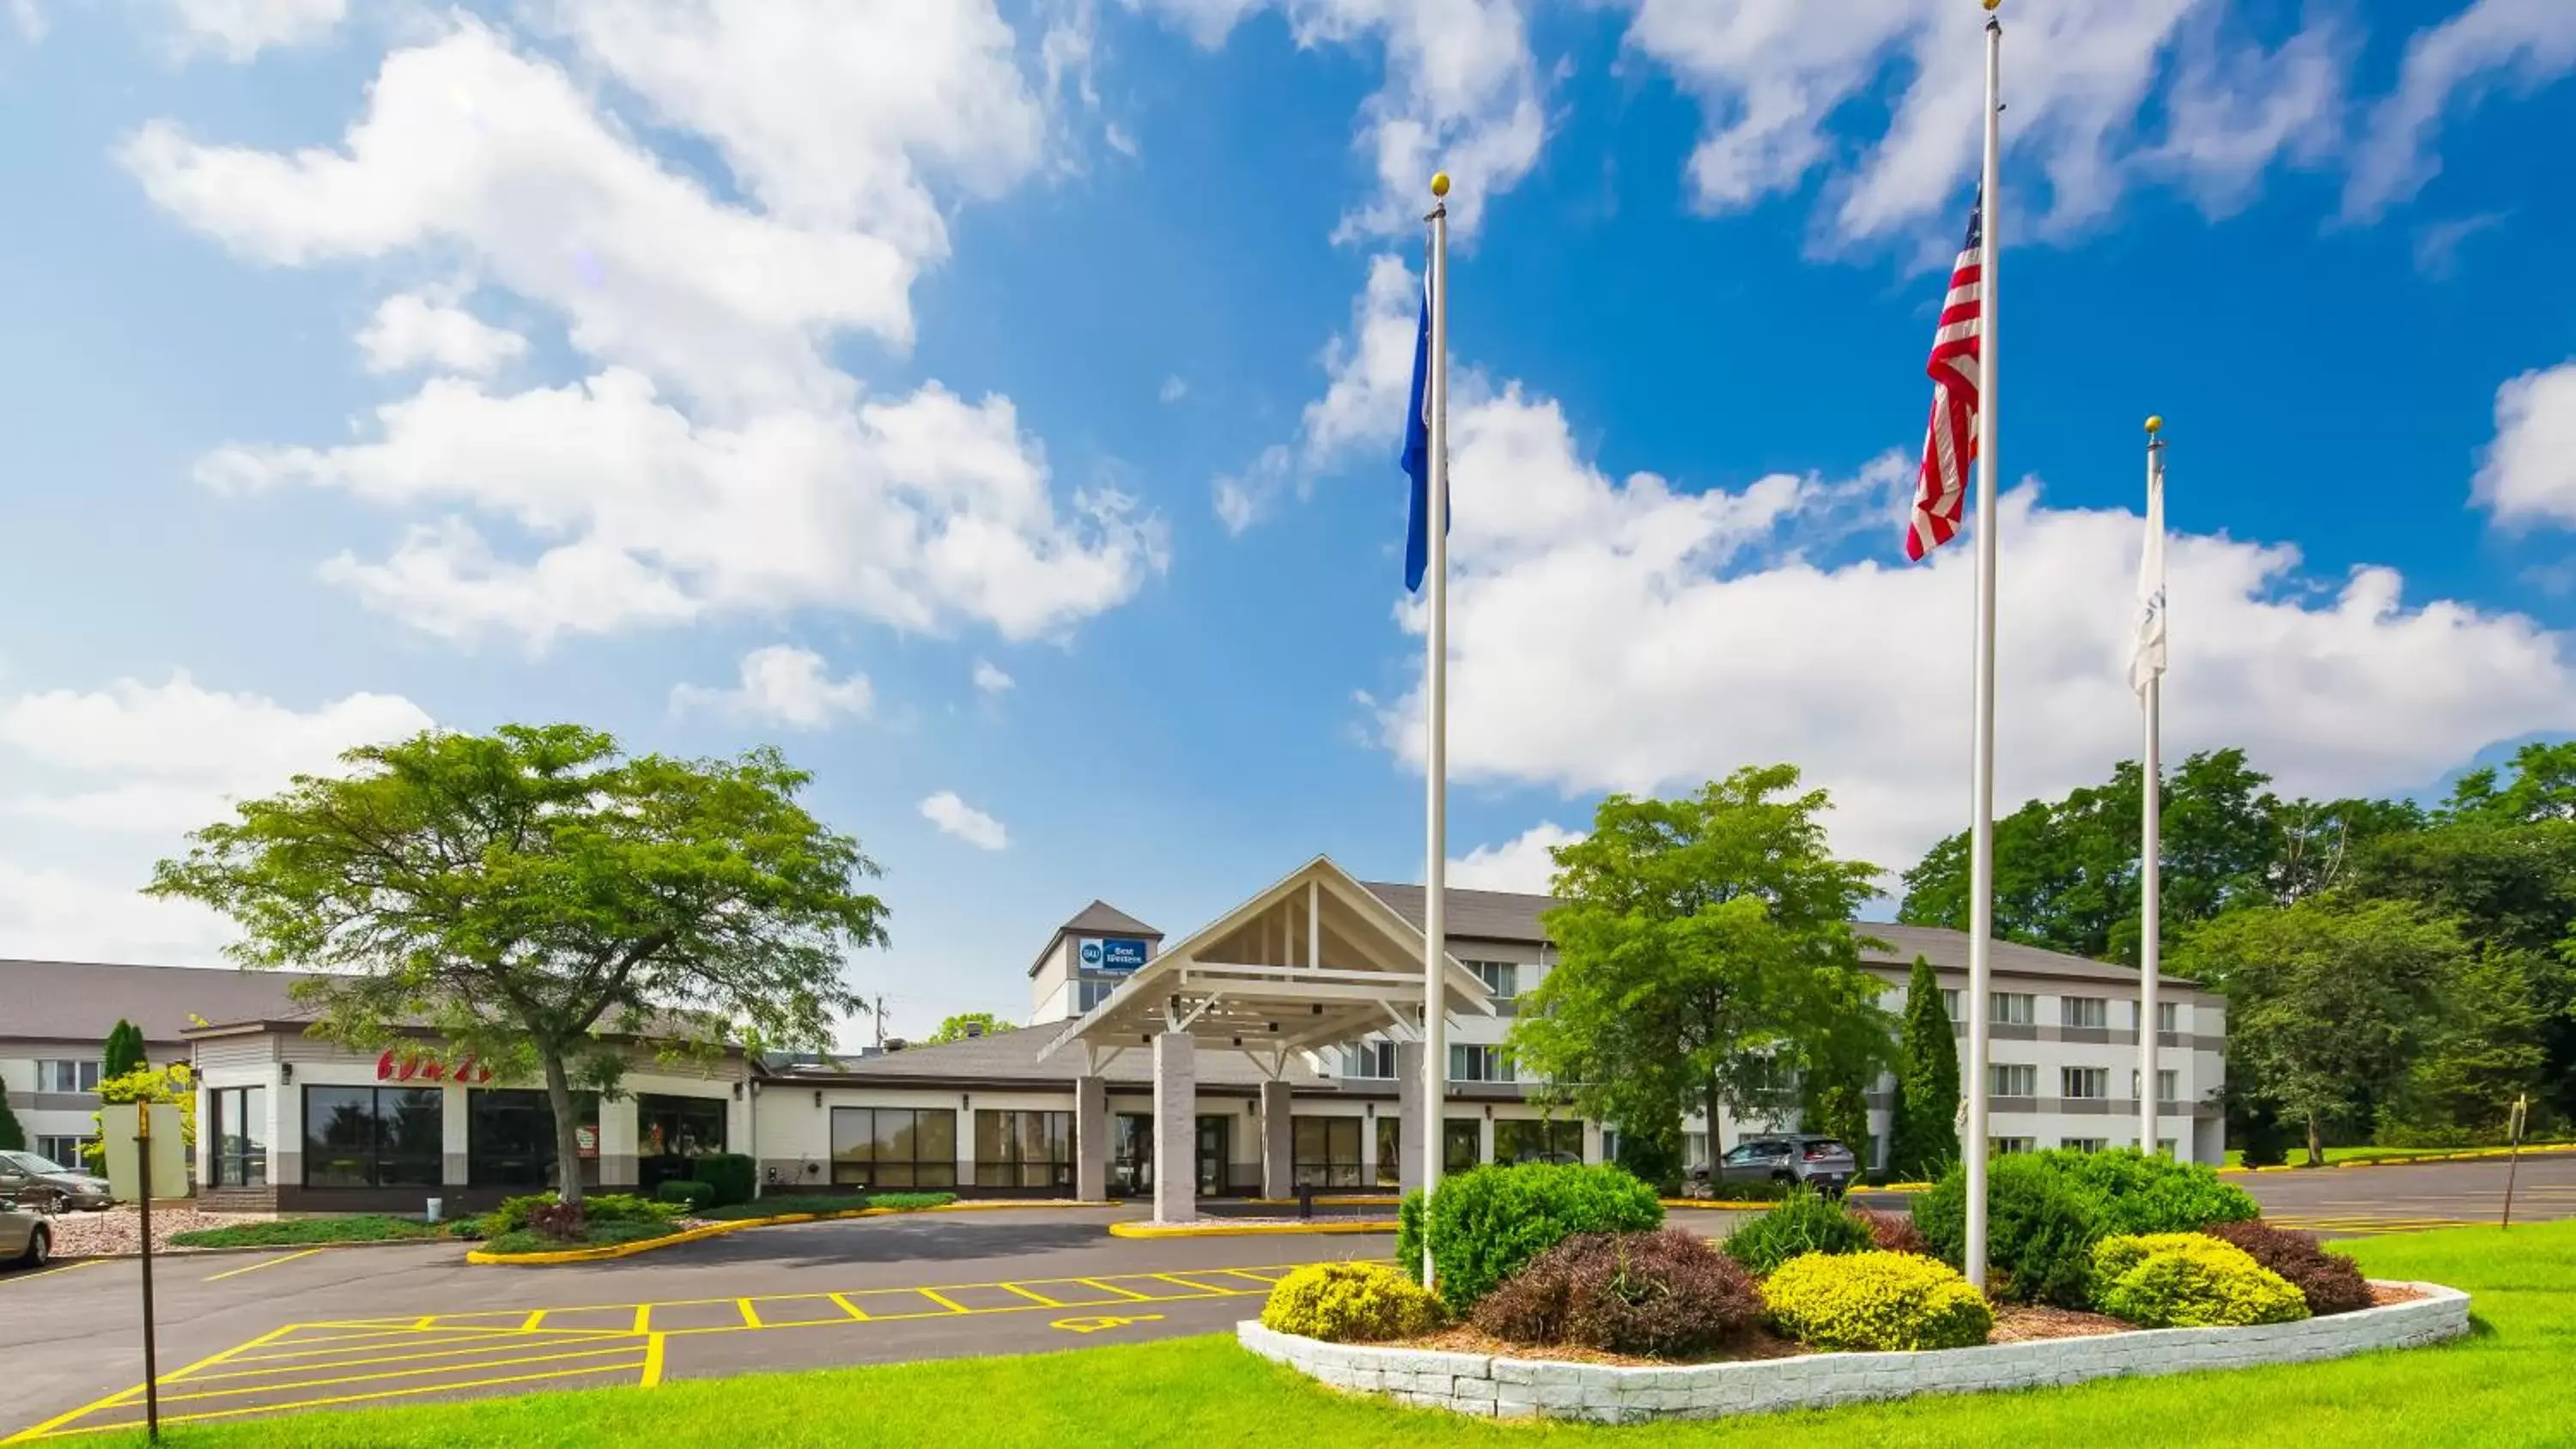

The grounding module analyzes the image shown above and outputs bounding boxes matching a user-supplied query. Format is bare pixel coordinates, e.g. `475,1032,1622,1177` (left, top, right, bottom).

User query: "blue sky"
2,0,2573,1044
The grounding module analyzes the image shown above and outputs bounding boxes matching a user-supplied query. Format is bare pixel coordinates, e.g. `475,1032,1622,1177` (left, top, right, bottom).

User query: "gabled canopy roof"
1036,856,1494,1076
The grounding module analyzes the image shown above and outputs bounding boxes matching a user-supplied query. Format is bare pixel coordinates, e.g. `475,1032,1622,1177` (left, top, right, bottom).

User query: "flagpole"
1420,170,1452,1287
2141,417,2166,1157
1963,0,2004,1293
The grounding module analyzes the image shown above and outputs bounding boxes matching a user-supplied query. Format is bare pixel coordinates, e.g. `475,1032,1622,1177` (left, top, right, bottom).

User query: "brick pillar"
1074,1075,1109,1202
1260,1079,1294,1199
1152,1033,1196,1223
1394,1040,1425,1197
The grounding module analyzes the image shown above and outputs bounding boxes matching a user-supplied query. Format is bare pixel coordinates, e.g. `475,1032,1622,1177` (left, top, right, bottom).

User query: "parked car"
1714,1135,1857,1197
0,1199,52,1270
0,1150,113,1212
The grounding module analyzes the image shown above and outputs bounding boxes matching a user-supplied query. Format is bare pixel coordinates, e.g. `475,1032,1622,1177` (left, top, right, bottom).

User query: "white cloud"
1301,252,1420,464
920,790,1008,850
1158,373,1188,403
356,290,528,375
2347,0,2576,221
11,0,45,42
198,369,1167,650
1133,0,1546,241
2413,210,2507,278
164,0,345,62
1106,120,1140,157
671,646,872,728
1372,375,2576,882
2474,361,2576,528
1619,0,2345,251
0,860,235,964
973,659,1015,693
1449,821,1577,894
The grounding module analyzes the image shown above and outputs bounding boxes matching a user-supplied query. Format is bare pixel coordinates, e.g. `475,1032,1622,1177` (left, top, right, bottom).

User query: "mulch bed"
1988,1304,2129,1342
2369,1283,2425,1306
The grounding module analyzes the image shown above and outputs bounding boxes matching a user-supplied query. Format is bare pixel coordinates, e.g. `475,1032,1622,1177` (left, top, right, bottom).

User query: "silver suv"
1715,1135,1857,1197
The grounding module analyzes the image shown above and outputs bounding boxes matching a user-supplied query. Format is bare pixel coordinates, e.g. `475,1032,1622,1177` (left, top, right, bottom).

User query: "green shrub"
2092,1233,2308,1328
1710,1177,1796,1203
1720,1188,1876,1276
1761,1251,1994,1351
657,1179,718,1211
694,1154,758,1208
1260,1262,1444,1343
865,1191,956,1211
2201,1220,2374,1316
1914,1153,2104,1307
478,1218,680,1257
1473,1229,1761,1358
483,1191,677,1237
1399,1163,1664,1314
2047,1149,2259,1235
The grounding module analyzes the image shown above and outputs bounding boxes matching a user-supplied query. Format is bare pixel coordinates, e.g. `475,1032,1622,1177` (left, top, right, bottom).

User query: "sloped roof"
0,961,318,1045
1024,899,1161,977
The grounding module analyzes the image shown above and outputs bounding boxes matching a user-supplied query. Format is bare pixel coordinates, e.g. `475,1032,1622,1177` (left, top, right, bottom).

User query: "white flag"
2129,446,2167,697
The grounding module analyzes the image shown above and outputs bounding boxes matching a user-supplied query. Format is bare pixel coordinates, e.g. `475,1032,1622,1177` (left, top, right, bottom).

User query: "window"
2061,997,2107,1029
1374,1116,1400,1186
2159,1069,2178,1103
1682,1131,1709,1170
831,1106,957,1189
1990,992,2036,1026
302,1086,442,1188
1940,988,1962,1022
1292,1116,1364,1188
1449,1044,1515,1083
1443,1119,1482,1174
1075,979,1116,1014
1990,1063,2037,1097
636,1094,729,1190
975,1110,1072,1190
2061,1067,2108,1100
1340,1040,1397,1079
1464,960,1519,1001
1113,1113,1154,1196
208,1087,269,1188
2061,1137,2108,1153
1493,1119,1583,1164
2158,1001,2179,1034
1993,1137,2036,1155
467,1089,601,1189
36,1060,102,1094
2156,1137,2177,1157
32,1137,89,1169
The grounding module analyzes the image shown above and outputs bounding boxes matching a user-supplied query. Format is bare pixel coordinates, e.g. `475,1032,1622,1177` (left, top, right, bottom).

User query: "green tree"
82,1064,197,1176
1509,766,1893,1162
1886,956,1961,1179
0,1082,23,1153
2387,947,2550,1137
102,1019,148,1079
926,1012,1018,1045
2179,897,2458,1166
147,724,890,1205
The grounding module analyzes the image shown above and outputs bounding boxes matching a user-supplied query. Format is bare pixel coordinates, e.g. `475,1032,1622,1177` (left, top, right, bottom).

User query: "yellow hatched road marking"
203,1249,327,1282
3,1324,295,1444
30,1363,646,1438
175,1334,642,1383
145,1343,650,1404
1149,1272,1227,1294
1074,1276,1152,1300
828,1292,868,1321
997,1282,1061,1307
0,1261,106,1288
916,1289,969,1314
738,1299,762,1328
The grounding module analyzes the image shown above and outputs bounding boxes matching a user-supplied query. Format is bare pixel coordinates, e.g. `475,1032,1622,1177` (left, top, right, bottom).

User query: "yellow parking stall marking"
634,1304,653,1334
176,1333,642,1382
203,1250,325,1282
0,1260,106,1288
1208,1268,1286,1286
916,1288,969,1314
145,1343,652,1404
522,1309,548,1330
997,1282,1062,1307
1147,1272,1229,1294
42,1362,649,1438
640,1332,666,1389
226,1326,610,1365
1073,1276,1152,1301
828,1292,869,1321
3,1324,296,1444
738,1299,763,1328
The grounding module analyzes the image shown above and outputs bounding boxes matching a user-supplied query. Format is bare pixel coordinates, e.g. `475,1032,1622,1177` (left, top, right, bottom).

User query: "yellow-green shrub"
1260,1261,1445,1343
1761,1250,1994,1351
2091,1233,2308,1329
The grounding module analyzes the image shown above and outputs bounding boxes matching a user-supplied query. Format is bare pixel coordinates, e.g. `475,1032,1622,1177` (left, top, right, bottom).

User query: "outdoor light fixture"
279,1063,293,1082
813,1090,823,1107
1268,1023,1279,1033
962,1094,971,1111
732,1082,743,1100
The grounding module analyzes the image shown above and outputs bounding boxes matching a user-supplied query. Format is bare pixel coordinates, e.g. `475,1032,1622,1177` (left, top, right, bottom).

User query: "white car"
0,1199,52,1270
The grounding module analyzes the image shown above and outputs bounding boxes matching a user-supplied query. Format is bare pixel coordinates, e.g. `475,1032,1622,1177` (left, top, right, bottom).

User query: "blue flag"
1400,276,1444,592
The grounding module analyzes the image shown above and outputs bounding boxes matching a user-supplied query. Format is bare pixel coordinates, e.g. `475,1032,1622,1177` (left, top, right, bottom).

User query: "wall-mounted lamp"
961,1094,972,1112
813,1089,823,1108
749,1079,762,1098
279,1063,294,1083
732,1082,743,1100
1484,1104,1493,1119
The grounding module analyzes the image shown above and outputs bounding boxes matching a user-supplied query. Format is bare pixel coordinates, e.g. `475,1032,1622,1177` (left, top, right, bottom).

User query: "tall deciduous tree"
1509,766,1893,1164
1886,956,1961,1179
102,1020,148,1079
148,724,890,1204
926,1012,1017,1045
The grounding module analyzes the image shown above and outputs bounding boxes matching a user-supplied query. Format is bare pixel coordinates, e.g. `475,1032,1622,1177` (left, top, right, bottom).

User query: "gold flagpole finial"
1430,172,1451,198
2145,415,2163,435
1981,0,2001,10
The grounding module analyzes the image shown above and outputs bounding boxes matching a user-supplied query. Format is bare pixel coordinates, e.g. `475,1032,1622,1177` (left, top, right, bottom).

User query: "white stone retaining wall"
1237,1281,2469,1423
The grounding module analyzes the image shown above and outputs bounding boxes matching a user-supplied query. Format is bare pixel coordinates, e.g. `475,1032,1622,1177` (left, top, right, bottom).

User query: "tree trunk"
542,1050,586,1207
1704,1077,1724,1166
2304,1110,2324,1169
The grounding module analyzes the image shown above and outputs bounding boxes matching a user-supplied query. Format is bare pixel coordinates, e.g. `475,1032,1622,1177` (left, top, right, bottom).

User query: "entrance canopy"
1036,855,1496,1078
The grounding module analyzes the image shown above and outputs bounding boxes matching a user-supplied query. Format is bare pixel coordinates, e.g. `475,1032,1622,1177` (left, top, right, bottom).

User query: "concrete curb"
1109,1219,1398,1240
1243,1279,2470,1422
58,1234,463,1263
2223,1145,2574,1175
466,1198,1117,1265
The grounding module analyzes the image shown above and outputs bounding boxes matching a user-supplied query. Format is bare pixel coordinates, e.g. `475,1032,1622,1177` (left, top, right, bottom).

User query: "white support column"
1074,1075,1109,1202
1394,1040,1425,1197
1307,881,1321,970
1260,1080,1294,1199
1152,1033,1197,1223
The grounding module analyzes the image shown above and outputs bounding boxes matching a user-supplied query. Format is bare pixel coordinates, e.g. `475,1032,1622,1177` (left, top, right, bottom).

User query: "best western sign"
1078,937,1150,974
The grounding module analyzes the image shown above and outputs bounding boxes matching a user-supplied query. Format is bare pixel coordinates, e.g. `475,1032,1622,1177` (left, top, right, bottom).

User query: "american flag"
1905,194,1984,561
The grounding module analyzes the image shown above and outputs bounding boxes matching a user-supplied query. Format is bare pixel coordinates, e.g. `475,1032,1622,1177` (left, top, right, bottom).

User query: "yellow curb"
1661,1199,1782,1211
1248,1196,1403,1208
465,1197,1109,1265
1107,1219,1398,1240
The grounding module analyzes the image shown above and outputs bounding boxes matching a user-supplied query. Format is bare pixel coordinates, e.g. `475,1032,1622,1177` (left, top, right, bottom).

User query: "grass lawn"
2223,1143,2571,1169
84,1219,2576,1447
166,1216,447,1249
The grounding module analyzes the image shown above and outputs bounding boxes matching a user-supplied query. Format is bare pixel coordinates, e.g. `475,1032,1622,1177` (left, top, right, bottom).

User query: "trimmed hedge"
1913,1149,2257,1308
2201,1220,2374,1317
695,1154,759,1209
1761,1250,1994,1351
1261,1262,1443,1343
1719,1189,1875,1277
1400,1163,1663,1314
656,1179,718,1211
2049,1149,2259,1236
2092,1233,2309,1329
1473,1229,1761,1358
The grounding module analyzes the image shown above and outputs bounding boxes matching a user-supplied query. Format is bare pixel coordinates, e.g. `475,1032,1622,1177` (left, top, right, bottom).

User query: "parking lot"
5,1154,2570,1442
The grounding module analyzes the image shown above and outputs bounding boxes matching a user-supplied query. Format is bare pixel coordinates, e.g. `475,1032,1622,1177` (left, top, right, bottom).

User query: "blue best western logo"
1080,937,1148,973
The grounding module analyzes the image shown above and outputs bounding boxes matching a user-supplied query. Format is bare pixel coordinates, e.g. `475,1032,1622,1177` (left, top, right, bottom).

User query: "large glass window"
2061,997,2107,1028
302,1086,441,1188
1448,1045,1515,1083
1373,1116,1400,1186
1989,1063,2037,1097
1112,1113,1153,1196
1292,1116,1363,1188
2158,1002,2180,1034
468,1089,600,1189
2062,1067,2108,1100
975,1110,1072,1190
830,1106,957,1188
1340,1040,1397,1079
1939,988,1961,1021
637,1094,730,1191
209,1086,268,1188
1443,1119,1481,1175
1463,961,1519,1002
33,1137,91,1170
37,1060,102,1093
1493,1118,1583,1164
1990,992,2036,1026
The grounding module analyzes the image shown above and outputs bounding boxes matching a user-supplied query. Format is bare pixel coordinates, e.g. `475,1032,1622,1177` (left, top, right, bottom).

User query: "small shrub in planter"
2092,1234,2308,1329
1915,1153,2105,1307
1473,1228,1761,1359
2200,1220,2372,1316
1850,1206,1929,1256
1761,1250,1993,1352
1398,1163,1663,1314
1720,1188,1875,1276
580,1192,682,1226
1261,1262,1443,1343
2049,1149,2259,1236
693,1154,758,1208
656,1180,718,1212
526,1199,588,1242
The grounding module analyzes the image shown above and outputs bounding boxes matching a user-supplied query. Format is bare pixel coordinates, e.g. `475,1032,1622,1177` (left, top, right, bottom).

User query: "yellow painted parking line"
3,1324,295,1444
640,1332,666,1389
1074,1276,1152,1301
996,1282,1062,1307
915,1288,969,1314
0,1260,106,1288
178,1333,642,1383
633,1304,653,1334
738,1299,763,1328
1148,1272,1229,1294
522,1309,548,1330
203,1249,326,1282
147,1344,650,1404
828,1292,869,1321
39,1362,647,1437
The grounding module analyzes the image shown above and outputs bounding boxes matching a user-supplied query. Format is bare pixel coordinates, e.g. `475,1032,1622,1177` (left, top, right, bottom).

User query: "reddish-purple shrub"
1851,1207,1930,1256
2200,1220,2372,1316
1473,1228,1762,1358
526,1200,588,1242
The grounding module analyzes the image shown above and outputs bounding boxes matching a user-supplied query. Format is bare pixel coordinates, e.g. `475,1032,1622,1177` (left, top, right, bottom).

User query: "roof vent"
963,1021,985,1038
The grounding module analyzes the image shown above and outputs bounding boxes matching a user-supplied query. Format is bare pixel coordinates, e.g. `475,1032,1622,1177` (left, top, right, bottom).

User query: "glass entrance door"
1195,1115,1230,1197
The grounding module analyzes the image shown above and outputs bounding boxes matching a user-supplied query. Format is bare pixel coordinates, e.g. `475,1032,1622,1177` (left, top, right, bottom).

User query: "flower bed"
1239,1279,2468,1422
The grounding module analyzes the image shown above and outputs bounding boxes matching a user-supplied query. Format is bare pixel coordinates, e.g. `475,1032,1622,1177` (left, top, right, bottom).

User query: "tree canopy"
926,1012,1018,1045
148,723,890,1203
103,1019,147,1079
